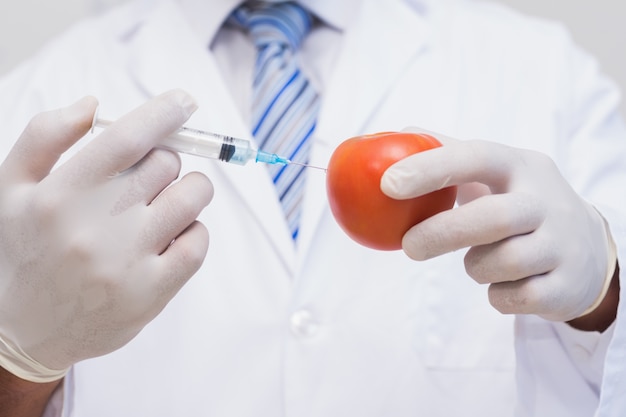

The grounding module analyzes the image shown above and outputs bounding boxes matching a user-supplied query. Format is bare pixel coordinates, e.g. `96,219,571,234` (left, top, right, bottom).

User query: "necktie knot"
230,2,314,51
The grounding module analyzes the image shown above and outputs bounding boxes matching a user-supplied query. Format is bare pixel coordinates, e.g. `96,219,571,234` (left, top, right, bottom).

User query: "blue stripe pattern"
231,2,319,241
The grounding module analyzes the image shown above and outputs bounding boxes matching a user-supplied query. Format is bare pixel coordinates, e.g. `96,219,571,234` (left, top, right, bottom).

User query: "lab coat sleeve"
556,27,626,417
597,222,626,413
513,23,626,416
0,11,123,417
0,37,72,417
515,315,614,416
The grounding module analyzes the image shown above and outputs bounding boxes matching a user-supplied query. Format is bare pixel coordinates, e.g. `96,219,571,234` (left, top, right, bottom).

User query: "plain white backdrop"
0,0,624,116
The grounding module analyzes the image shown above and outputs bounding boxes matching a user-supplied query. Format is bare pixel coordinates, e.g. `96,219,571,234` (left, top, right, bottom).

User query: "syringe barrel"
164,126,255,165
92,117,257,165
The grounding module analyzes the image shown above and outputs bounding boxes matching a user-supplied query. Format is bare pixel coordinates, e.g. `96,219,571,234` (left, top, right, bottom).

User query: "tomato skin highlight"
326,132,457,251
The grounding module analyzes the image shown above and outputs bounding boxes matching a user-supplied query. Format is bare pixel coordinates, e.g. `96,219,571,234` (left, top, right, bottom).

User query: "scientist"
0,0,625,416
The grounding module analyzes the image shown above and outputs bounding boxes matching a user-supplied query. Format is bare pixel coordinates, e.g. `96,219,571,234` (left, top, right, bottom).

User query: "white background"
0,0,624,116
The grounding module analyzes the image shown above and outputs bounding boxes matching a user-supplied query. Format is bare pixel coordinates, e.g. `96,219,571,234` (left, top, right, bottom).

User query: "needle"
288,160,327,172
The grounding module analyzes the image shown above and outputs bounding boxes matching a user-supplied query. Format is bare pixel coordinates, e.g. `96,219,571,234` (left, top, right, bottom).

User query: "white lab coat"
1,0,625,416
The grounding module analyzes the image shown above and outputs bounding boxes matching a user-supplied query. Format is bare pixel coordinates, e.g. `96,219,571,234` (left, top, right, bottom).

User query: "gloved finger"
398,128,493,205
60,89,197,184
154,220,210,300
144,171,213,254
108,148,182,214
124,221,210,321
0,96,98,183
464,232,559,285
402,192,544,260
381,139,523,199
487,274,564,318
456,182,492,205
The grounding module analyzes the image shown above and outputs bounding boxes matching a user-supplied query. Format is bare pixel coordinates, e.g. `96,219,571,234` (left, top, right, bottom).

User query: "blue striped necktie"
230,2,320,241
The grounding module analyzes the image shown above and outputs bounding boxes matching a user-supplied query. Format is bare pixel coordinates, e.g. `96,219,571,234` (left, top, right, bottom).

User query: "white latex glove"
381,129,616,323
0,90,213,382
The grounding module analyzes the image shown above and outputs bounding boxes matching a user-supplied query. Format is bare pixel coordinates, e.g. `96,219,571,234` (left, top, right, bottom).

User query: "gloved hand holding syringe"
92,111,324,169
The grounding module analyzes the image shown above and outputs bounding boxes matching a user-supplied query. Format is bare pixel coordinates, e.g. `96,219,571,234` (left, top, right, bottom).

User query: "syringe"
91,116,303,166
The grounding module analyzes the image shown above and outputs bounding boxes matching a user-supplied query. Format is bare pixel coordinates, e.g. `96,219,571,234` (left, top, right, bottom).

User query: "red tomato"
326,131,457,251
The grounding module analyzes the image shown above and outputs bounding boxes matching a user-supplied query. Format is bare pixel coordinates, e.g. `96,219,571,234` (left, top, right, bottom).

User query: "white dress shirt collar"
174,0,413,47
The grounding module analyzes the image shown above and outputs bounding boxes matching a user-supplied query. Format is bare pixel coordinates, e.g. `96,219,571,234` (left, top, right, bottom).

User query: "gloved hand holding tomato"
326,128,617,326
326,131,457,251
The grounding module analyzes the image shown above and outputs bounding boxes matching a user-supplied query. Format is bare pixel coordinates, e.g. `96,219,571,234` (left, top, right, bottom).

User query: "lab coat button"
290,309,319,338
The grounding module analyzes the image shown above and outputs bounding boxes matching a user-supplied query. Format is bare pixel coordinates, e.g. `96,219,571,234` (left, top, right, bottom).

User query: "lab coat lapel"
297,0,430,261
126,0,297,271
